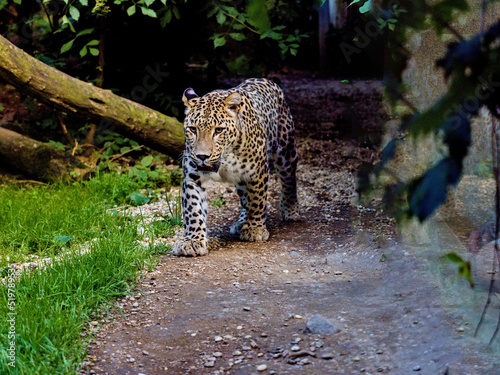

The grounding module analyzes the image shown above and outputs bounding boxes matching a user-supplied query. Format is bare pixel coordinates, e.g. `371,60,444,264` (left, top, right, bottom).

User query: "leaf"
69,6,80,21
408,157,462,221
79,0,88,5
216,11,227,25
76,28,94,37
359,1,372,13
213,36,226,48
379,138,399,169
128,192,151,206
53,235,73,245
445,252,464,263
172,5,180,19
141,155,154,167
229,33,245,41
89,47,99,56
144,0,155,6
141,7,158,18
60,39,74,53
127,5,136,16
80,46,88,57
247,0,271,32
87,39,100,46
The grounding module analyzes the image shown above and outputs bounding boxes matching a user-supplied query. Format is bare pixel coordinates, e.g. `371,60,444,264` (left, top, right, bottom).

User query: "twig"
108,145,143,162
10,180,47,185
475,113,500,343
58,114,75,147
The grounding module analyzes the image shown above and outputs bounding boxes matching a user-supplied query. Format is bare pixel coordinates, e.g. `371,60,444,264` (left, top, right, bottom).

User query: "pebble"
413,366,421,371
353,356,361,362
204,361,215,368
321,353,334,360
214,336,223,342
291,345,300,352
242,346,252,351
233,350,242,356
132,302,139,307
213,352,223,357
256,364,267,372
304,314,340,334
260,332,268,337
243,306,251,311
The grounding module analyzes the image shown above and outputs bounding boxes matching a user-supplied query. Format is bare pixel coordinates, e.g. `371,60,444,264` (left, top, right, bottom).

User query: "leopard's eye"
214,127,225,135
187,126,197,134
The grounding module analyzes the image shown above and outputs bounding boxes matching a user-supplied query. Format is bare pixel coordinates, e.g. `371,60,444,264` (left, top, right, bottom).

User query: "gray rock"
304,314,340,334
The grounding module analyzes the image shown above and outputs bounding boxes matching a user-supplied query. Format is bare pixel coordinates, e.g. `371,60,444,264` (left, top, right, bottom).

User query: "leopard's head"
182,88,241,173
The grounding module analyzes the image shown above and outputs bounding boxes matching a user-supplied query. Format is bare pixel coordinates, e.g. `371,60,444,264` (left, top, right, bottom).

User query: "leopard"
172,78,299,257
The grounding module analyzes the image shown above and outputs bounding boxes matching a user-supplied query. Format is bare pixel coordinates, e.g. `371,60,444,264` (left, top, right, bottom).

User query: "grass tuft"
0,171,180,374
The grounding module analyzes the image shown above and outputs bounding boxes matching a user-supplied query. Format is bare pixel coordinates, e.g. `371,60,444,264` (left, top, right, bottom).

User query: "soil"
83,77,500,375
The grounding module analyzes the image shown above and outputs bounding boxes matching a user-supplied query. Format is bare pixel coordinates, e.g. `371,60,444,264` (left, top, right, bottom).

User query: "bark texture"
0,35,185,157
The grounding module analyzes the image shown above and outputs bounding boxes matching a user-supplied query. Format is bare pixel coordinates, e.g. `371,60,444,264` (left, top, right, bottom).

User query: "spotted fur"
172,78,299,256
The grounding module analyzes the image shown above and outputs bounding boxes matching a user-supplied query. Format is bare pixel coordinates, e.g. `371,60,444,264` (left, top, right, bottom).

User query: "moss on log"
0,35,185,158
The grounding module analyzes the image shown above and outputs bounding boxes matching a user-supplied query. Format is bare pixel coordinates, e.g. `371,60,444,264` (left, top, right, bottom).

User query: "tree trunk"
0,127,87,181
0,34,185,158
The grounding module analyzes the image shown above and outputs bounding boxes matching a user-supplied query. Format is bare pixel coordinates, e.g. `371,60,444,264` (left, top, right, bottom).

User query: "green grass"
0,172,157,269
0,172,181,374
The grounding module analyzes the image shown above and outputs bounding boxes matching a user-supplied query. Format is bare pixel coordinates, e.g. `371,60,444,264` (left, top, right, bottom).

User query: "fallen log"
0,34,185,158
0,127,87,181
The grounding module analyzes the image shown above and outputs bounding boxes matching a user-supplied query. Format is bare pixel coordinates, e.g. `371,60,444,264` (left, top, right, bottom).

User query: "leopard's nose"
196,154,211,161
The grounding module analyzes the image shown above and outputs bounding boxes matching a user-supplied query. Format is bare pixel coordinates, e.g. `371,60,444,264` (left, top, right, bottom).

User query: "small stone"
243,306,251,311
291,345,300,352
132,302,139,307
242,346,252,351
304,314,340,334
413,366,421,371
376,349,384,354
298,358,311,365
294,314,303,319
321,353,334,360
142,350,149,356
260,332,268,337
250,340,259,348
214,336,223,342
457,327,465,332
204,361,215,368
236,325,243,330
353,356,361,362
128,357,136,363
213,352,223,357
90,321,98,326
233,350,242,356
256,364,267,372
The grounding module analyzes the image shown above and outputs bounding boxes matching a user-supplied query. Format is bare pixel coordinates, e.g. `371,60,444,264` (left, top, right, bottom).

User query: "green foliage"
443,252,473,288
210,196,226,207
358,1,500,223
0,171,182,373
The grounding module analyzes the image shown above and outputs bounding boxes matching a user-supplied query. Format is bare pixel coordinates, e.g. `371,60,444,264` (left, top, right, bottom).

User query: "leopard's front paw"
240,225,269,242
172,238,208,257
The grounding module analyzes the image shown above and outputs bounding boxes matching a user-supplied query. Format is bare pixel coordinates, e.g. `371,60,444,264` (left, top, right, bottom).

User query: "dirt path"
84,78,500,375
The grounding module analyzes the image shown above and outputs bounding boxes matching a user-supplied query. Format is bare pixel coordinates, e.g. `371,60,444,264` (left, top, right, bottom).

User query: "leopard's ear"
224,92,241,117
182,88,199,108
